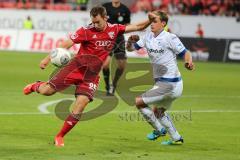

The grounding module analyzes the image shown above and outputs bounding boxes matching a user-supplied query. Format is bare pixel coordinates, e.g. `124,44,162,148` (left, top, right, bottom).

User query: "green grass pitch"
0,51,239,160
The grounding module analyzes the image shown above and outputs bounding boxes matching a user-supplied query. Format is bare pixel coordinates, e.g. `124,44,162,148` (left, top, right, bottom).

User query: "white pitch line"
0,112,48,115
0,95,239,116
1,110,240,115
38,98,75,114
37,95,240,114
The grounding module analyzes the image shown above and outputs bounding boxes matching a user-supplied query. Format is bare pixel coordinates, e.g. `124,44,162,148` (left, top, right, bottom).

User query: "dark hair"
154,11,169,26
90,6,107,18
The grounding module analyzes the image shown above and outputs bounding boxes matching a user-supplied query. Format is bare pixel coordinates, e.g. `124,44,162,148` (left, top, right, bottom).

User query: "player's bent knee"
117,60,126,70
102,56,111,69
117,66,125,71
135,97,145,108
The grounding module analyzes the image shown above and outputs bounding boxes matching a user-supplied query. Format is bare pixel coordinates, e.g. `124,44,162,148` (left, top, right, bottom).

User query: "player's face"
91,15,108,31
151,17,166,33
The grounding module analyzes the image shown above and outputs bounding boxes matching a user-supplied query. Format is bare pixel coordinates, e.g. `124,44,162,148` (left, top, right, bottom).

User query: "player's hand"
148,12,158,22
128,35,140,43
184,62,195,70
126,35,140,51
39,58,50,70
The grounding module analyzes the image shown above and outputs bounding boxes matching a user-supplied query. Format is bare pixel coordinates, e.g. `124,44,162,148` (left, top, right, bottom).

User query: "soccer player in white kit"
127,11,194,145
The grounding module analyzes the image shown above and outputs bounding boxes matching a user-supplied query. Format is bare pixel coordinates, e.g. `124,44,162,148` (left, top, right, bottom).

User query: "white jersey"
136,30,186,79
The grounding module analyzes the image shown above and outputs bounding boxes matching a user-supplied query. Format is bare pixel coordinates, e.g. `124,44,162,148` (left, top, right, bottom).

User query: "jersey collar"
153,29,165,38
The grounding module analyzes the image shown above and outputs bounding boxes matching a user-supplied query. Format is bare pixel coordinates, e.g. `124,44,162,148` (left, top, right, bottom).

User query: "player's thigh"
102,56,111,69
114,51,127,61
39,83,56,95
172,81,183,98
48,59,80,92
113,39,127,61
75,76,100,102
141,82,174,105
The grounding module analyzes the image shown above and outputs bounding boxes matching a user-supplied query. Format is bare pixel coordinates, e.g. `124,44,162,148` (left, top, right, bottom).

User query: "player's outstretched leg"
135,97,166,140
23,81,56,96
155,108,183,145
54,95,89,147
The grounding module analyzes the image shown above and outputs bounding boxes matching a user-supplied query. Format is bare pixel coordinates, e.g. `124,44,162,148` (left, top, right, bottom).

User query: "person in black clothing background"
102,0,131,96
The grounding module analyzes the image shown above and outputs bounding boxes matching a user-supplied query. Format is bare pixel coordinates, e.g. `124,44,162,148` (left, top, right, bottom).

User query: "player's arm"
170,34,195,70
39,39,74,69
183,50,195,70
125,12,157,33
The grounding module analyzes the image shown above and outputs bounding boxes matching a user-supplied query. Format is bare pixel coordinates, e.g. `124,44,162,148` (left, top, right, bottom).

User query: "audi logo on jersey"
95,40,112,47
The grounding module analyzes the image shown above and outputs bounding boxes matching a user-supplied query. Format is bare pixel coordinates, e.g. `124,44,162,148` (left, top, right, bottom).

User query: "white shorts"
142,80,183,110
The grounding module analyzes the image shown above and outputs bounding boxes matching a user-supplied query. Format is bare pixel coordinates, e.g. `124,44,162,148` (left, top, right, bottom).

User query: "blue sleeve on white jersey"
178,49,187,58
135,33,148,48
134,43,142,50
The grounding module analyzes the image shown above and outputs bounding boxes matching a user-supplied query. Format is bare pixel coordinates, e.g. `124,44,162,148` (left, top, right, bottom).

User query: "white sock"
139,107,165,132
159,112,181,141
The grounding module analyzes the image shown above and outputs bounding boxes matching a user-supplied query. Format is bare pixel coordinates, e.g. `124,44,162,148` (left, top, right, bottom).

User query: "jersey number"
89,83,97,91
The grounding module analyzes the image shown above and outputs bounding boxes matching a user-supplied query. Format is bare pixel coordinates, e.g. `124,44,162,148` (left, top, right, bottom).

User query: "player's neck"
112,2,121,8
101,22,108,32
153,29,164,38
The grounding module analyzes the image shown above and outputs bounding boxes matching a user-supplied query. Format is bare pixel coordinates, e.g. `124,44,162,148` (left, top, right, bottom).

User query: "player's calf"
153,107,166,118
54,95,90,147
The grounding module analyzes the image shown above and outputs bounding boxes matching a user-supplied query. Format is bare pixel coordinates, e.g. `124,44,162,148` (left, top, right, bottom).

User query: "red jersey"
70,23,126,62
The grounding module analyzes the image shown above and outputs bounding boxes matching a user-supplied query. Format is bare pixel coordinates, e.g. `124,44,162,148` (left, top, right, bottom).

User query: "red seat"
16,2,24,9
62,4,72,11
2,2,16,8
53,4,62,10
45,4,54,10
25,2,34,9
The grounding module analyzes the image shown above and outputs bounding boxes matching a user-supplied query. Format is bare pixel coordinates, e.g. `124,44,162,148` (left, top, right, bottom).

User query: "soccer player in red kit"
23,6,157,147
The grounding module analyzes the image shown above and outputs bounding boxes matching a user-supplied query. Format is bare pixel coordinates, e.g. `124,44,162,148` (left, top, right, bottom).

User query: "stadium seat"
62,4,72,11
2,2,16,8
25,2,34,9
45,4,54,10
16,2,24,9
53,4,62,10
35,3,44,10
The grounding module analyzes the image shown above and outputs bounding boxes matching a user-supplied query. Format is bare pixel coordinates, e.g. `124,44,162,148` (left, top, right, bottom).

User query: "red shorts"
48,55,103,101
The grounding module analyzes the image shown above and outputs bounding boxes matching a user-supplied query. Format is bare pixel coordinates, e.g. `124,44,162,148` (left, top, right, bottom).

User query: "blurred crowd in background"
133,0,240,17
0,0,239,17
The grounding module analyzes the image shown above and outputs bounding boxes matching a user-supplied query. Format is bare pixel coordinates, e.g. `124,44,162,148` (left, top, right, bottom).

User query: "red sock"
56,114,79,138
32,81,45,93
